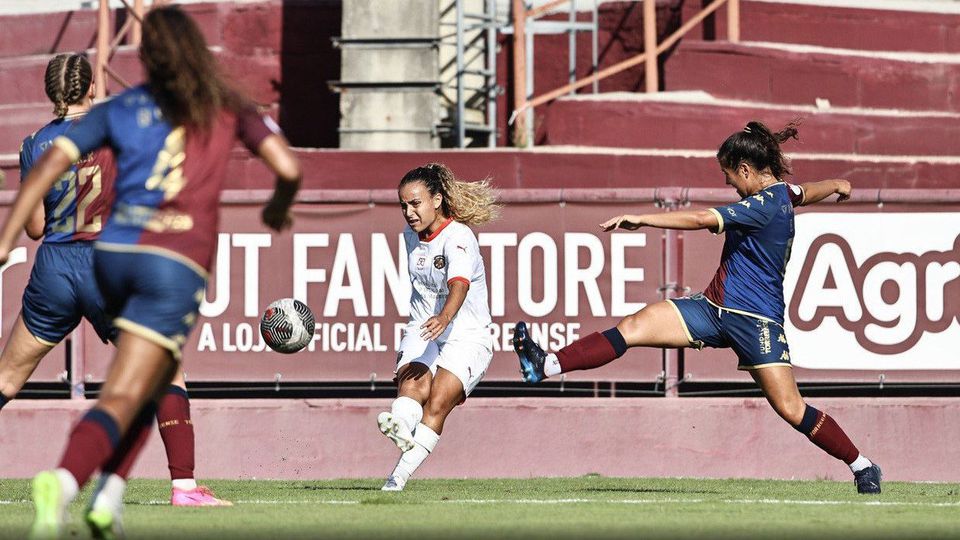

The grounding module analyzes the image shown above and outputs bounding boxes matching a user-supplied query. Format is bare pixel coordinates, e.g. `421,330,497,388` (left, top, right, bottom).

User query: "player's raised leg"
514,301,690,383
751,366,881,494
0,316,55,410
379,362,432,452
383,367,462,491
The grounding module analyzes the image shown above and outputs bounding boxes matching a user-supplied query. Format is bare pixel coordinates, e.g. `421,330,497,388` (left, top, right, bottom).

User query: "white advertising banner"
785,213,960,370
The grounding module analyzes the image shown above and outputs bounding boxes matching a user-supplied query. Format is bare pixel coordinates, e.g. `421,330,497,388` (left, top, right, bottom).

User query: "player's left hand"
262,202,293,232
600,215,643,231
835,180,852,202
421,314,451,341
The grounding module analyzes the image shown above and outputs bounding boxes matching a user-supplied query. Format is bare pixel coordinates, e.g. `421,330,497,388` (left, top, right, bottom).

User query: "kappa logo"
789,233,960,355
433,255,447,269
727,208,737,217
779,350,790,361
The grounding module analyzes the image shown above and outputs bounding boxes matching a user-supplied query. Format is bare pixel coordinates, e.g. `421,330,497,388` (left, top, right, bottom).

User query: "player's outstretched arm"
257,133,302,232
600,209,719,232
0,147,72,263
797,179,851,206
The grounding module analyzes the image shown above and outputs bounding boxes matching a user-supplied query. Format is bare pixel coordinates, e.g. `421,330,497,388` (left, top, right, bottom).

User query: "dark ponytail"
44,53,92,118
717,120,800,179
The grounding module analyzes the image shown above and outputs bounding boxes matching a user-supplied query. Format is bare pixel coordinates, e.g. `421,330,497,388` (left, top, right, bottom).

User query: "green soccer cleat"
29,471,66,540
85,507,125,540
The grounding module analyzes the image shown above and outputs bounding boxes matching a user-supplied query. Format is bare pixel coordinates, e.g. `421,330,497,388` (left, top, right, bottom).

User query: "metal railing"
94,0,168,99
510,0,740,146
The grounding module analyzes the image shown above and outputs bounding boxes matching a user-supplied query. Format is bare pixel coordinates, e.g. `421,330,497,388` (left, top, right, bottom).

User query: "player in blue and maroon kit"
513,121,881,495
0,7,301,537
0,52,230,511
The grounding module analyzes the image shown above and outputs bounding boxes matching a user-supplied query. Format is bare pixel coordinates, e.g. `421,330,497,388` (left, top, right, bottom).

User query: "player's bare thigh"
616,300,692,349
0,315,55,397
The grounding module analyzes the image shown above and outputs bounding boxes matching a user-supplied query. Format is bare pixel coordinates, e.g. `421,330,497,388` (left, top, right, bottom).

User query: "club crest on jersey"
433,255,447,269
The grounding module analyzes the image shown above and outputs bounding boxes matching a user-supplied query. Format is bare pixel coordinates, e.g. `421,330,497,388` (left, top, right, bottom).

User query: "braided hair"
44,53,92,118
717,120,800,179
399,163,500,226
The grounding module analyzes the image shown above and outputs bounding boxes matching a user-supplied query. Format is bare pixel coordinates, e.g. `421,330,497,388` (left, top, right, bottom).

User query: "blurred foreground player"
513,121,881,495
0,7,301,537
0,52,230,508
377,163,498,491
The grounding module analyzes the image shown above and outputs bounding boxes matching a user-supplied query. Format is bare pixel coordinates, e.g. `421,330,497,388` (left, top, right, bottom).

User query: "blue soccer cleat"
513,321,548,384
854,463,882,494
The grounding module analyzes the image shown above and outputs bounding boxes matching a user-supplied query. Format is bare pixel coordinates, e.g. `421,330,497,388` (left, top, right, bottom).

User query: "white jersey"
403,218,492,342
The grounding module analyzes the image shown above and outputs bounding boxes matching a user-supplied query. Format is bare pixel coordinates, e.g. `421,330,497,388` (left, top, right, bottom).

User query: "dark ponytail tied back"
717,120,800,179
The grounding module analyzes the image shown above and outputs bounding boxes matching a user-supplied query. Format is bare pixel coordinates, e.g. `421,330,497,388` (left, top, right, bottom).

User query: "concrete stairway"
537,0,960,190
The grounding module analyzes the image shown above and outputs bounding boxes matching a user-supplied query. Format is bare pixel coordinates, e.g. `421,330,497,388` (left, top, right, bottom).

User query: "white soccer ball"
259,298,316,354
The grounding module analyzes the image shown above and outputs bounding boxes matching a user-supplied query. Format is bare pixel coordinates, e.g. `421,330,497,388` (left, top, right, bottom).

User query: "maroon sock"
102,403,156,479
555,329,627,373
58,408,120,487
801,407,860,464
156,386,195,480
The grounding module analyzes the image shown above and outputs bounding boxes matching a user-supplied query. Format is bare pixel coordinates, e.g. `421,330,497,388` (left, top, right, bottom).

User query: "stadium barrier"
2,188,959,391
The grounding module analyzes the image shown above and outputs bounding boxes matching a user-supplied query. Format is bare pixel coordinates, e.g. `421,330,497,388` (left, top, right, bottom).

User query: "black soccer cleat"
513,321,548,384
854,463,882,494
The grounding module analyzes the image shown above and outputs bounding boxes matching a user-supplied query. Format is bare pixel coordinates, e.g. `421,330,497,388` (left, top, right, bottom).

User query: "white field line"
3,498,958,507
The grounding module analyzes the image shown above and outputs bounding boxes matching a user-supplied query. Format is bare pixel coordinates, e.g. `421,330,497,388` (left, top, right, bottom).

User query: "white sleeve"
443,227,476,287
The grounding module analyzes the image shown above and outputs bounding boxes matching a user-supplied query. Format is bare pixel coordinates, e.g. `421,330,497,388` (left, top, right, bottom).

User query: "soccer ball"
259,298,316,353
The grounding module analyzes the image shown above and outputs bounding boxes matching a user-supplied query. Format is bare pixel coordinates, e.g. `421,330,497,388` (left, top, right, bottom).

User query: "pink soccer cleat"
170,486,233,507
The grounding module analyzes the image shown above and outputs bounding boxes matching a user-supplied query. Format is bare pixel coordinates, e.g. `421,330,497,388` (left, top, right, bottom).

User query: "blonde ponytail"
400,163,501,226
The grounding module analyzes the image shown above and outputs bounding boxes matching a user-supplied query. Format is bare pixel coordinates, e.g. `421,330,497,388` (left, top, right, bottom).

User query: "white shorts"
395,325,493,397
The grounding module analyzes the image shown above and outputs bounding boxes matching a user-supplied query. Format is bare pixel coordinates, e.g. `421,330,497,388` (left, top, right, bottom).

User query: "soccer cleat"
513,321,548,384
854,463,882,494
377,411,415,452
85,507,124,540
381,476,405,492
29,470,66,540
170,486,233,507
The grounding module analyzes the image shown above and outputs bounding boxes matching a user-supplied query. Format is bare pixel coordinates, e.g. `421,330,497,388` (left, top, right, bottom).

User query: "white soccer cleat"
381,476,405,492
377,412,415,452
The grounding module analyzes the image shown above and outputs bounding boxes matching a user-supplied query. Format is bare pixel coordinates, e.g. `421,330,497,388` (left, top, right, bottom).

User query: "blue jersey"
53,85,274,274
703,182,805,324
20,114,115,243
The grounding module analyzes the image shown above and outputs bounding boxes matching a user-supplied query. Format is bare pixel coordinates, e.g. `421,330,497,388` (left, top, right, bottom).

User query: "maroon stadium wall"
2,397,959,481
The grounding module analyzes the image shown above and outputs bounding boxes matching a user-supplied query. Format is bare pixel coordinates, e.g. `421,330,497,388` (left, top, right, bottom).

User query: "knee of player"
771,396,806,426
422,395,455,422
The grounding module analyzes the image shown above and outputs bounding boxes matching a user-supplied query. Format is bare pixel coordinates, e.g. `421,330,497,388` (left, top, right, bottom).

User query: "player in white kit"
377,162,499,491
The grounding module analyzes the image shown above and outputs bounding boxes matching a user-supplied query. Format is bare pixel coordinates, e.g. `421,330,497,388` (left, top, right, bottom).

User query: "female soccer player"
0,7,301,537
376,162,498,491
513,121,882,494
0,53,230,510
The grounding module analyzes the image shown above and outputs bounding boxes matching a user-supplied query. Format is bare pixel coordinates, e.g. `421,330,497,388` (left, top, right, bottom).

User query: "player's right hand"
835,180,852,202
600,215,643,231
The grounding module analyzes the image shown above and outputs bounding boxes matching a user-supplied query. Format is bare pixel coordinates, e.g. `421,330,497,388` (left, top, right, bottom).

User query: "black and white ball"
259,298,316,353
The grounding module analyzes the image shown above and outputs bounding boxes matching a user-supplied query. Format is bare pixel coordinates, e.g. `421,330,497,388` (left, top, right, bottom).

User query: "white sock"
54,468,80,504
91,473,126,513
390,423,440,483
172,478,198,491
849,454,872,473
391,396,423,433
543,353,562,377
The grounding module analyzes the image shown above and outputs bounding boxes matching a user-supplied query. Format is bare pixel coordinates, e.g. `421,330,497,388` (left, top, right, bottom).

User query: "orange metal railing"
95,0,163,99
511,0,740,146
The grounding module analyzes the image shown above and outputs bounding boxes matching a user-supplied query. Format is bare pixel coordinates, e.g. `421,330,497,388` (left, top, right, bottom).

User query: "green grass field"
1,477,958,539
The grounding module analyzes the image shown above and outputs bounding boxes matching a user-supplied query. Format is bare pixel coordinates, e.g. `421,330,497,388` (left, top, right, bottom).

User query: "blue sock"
0,392,9,410
601,327,628,358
